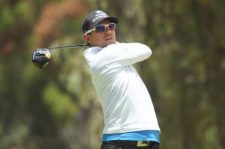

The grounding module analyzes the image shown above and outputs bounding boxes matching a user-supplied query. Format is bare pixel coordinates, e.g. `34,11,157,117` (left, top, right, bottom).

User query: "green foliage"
0,6,14,30
0,0,224,149
14,1,33,22
43,82,77,121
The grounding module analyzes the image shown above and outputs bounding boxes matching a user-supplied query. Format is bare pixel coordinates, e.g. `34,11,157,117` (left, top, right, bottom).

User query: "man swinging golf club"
82,10,160,149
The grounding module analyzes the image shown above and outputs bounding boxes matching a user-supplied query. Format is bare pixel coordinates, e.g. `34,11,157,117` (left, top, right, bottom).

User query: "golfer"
82,10,160,149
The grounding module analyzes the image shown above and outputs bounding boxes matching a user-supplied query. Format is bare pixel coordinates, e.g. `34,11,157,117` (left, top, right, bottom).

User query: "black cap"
82,10,118,33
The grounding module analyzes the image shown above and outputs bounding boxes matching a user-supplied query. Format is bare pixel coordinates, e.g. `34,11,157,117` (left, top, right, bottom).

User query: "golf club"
32,44,88,69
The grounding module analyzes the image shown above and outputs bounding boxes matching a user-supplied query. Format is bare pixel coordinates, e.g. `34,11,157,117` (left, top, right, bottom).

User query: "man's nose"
105,26,112,33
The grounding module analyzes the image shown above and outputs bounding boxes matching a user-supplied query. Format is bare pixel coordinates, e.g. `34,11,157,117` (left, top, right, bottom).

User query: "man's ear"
83,34,90,42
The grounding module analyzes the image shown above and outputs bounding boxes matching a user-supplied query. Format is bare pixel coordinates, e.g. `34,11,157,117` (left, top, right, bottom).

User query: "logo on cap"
92,11,107,23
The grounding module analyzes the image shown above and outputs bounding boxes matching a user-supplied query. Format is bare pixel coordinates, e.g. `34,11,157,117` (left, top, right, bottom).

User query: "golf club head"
32,48,51,69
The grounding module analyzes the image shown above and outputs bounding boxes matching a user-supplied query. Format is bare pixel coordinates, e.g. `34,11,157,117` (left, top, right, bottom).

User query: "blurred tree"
0,0,224,149
142,0,225,149
0,0,93,148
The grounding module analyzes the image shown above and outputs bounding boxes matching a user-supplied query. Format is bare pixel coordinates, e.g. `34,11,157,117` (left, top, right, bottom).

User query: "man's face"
84,19,117,47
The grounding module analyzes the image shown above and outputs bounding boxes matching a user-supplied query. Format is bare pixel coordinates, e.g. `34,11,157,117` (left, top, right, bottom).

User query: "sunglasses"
85,23,116,35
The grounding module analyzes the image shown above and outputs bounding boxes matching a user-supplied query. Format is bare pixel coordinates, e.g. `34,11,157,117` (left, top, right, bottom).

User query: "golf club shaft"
48,44,88,52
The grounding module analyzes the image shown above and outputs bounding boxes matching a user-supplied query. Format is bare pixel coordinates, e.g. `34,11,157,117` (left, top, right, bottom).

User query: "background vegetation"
0,0,224,148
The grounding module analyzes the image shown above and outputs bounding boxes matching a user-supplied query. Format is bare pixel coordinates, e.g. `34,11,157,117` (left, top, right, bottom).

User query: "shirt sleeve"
95,43,152,68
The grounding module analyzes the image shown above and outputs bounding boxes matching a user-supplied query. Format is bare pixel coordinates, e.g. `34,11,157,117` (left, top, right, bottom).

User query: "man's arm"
100,43,152,67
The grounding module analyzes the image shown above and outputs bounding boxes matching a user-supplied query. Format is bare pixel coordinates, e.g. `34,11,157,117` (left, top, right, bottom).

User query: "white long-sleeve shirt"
84,43,160,134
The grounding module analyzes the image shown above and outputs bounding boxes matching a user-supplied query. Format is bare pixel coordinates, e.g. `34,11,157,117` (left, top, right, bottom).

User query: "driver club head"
32,48,51,69
31,44,88,69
